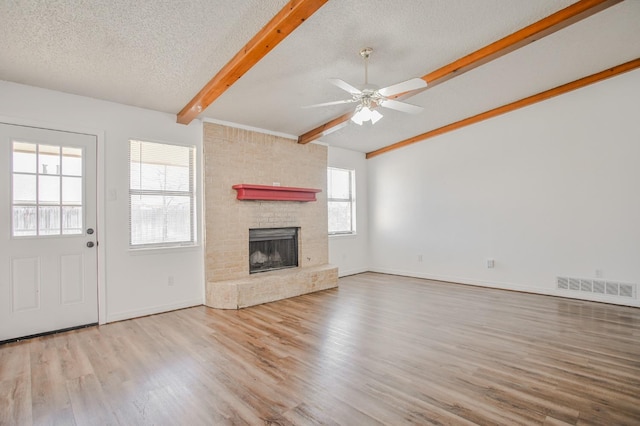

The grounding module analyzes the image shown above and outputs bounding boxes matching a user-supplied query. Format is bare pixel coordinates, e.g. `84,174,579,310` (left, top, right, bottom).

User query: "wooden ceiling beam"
177,0,328,125
366,58,640,159
298,0,623,144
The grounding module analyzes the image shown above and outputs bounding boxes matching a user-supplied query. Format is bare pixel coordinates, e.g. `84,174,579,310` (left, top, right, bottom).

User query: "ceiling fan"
304,47,428,125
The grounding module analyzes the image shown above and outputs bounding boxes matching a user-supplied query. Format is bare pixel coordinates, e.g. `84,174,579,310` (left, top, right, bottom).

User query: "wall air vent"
557,277,569,290
620,283,634,298
557,276,636,299
569,278,580,291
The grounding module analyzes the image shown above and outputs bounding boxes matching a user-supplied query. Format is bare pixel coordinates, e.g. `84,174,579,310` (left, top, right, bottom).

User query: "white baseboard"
106,298,203,323
368,267,640,308
338,266,369,278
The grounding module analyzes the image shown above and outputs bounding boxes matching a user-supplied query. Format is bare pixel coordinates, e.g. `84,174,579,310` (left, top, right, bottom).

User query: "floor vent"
557,276,636,298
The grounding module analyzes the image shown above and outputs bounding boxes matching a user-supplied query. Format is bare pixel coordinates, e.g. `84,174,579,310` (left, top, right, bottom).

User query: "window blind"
129,140,196,248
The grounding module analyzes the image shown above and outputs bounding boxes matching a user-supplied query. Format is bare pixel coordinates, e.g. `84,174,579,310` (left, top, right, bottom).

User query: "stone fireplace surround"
203,123,338,309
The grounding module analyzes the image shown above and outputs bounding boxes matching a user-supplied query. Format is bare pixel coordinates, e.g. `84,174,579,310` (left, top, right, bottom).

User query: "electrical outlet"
487,259,495,268
418,254,423,262
168,275,175,286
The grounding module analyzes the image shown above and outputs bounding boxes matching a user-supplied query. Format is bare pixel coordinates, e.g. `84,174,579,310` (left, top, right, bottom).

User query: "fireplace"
249,227,299,274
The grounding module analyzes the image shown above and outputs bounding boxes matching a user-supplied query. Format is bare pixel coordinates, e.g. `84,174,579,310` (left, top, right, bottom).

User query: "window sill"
128,244,201,256
329,232,357,239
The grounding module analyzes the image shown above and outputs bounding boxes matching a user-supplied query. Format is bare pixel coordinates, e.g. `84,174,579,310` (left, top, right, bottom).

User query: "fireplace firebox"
249,227,299,274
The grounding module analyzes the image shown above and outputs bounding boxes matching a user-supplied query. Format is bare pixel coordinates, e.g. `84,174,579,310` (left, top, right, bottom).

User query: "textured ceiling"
1,1,639,154
0,0,289,113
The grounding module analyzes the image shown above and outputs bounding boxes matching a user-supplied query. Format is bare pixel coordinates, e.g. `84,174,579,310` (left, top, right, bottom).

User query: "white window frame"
129,140,196,249
327,167,356,235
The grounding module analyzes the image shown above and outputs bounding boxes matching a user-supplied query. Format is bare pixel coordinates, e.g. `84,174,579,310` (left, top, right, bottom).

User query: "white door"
0,123,98,342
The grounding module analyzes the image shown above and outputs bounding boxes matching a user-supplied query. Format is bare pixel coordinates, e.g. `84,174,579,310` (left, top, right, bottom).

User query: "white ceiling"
1,1,639,154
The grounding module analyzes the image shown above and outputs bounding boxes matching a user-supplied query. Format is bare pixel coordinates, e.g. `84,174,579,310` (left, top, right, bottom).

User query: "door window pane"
62,147,83,176
39,175,60,204
62,177,82,204
39,206,61,235
12,142,36,173
38,145,60,175
13,174,36,204
62,206,83,235
13,207,37,236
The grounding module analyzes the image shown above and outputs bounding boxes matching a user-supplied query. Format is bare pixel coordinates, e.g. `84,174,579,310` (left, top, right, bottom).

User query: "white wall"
368,69,640,307
328,146,369,276
0,80,204,322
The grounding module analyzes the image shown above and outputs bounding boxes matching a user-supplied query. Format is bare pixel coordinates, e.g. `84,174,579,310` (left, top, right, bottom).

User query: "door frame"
1,115,107,325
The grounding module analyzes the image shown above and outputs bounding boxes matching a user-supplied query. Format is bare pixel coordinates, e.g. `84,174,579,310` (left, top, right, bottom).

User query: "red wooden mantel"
232,184,321,202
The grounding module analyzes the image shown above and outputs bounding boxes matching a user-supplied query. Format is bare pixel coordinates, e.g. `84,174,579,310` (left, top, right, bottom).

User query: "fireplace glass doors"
249,227,298,274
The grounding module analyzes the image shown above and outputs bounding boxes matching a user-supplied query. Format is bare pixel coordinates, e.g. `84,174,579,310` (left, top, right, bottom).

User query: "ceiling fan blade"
329,78,362,95
380,99,423,114
302,99,357,109
378,78,427,97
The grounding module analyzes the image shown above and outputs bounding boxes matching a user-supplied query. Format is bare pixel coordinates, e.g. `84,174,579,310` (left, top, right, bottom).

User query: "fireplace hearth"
249,227,298,274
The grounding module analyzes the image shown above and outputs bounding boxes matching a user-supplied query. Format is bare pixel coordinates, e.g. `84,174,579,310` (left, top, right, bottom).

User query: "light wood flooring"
1,272,640,425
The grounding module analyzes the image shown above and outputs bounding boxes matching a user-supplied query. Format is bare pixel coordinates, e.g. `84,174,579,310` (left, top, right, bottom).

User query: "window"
129,140,196,248
327,167,356,235
12,141,84,237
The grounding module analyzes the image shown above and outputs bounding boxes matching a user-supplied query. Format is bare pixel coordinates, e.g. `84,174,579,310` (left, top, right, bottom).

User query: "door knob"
87,228,94,235
86,241,95,248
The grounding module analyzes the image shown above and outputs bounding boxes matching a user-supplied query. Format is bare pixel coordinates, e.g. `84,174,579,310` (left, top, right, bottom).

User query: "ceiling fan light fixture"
370,109,383,124
351,105,383,125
